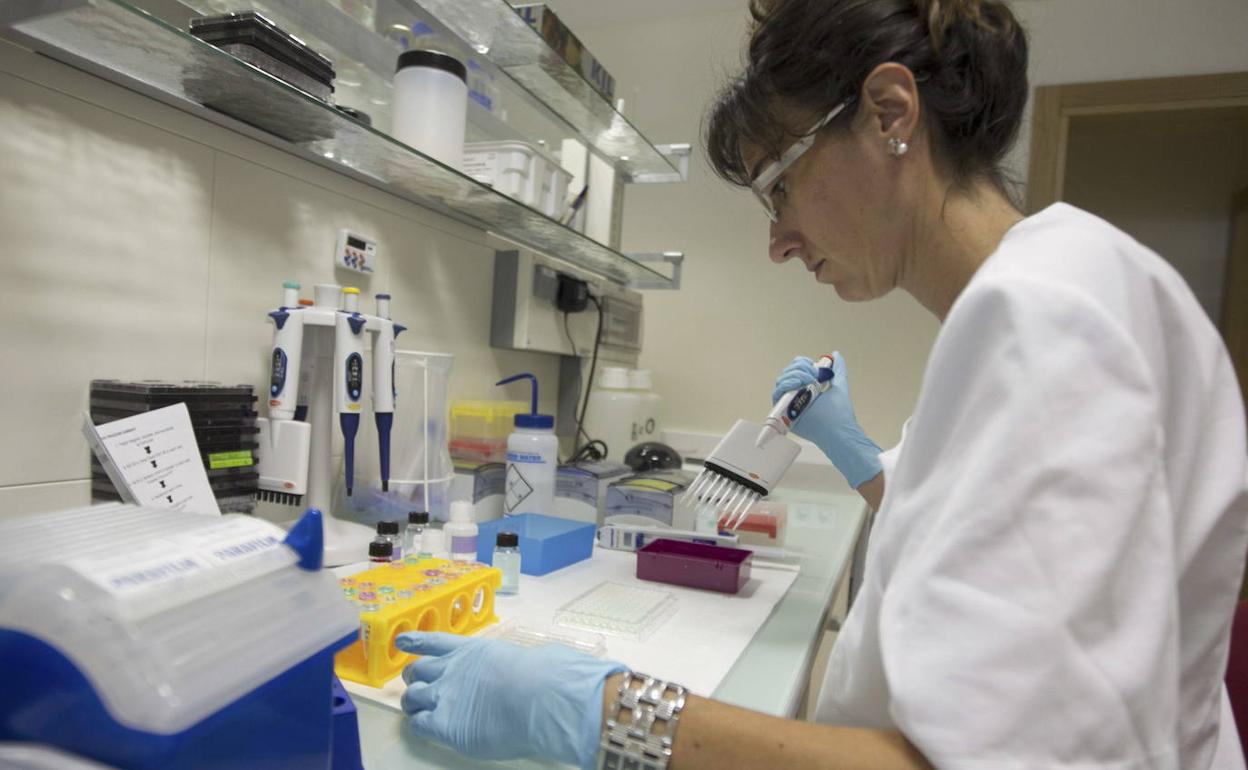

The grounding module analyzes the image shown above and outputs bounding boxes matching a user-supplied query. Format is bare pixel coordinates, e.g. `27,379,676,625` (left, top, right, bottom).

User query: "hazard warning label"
505,464,534,512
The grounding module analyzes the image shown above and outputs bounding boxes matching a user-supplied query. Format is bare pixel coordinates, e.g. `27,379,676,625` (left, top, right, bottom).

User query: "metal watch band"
597,671,688,770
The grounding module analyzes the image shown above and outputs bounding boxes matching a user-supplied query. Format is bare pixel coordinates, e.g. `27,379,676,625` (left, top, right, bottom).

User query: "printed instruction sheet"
84,403,221,515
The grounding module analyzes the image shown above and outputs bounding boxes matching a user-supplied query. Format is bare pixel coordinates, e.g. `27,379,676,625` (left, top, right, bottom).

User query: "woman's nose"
769,221,803,264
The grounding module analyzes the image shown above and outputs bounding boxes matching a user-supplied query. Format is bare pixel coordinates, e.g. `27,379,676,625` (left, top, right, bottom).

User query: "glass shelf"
407,0,683,183
3,0,673,286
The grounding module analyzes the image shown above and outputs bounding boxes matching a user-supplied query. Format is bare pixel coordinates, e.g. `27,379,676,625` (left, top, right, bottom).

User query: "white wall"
0,40,561,516
577,7,940,451
571,0,1248,448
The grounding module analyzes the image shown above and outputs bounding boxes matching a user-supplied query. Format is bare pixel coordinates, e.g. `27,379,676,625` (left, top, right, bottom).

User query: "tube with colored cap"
267,281,304,420
335,287,367,495
372,293,406,492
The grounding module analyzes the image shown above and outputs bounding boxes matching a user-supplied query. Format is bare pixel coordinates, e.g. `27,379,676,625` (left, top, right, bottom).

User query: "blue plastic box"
476,513,596,575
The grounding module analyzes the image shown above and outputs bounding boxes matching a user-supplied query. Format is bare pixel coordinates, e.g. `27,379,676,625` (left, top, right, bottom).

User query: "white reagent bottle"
445,500,479,562
495,372,557,518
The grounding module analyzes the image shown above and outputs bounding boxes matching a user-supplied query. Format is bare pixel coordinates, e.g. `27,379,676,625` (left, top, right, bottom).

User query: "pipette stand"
259,282,403,567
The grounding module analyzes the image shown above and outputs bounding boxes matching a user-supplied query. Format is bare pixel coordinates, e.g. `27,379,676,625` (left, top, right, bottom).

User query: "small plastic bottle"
404,510,429,556
369,539,393,564
376,520,402,561
445,501,479,562
494,531,521,595
421,528,447,560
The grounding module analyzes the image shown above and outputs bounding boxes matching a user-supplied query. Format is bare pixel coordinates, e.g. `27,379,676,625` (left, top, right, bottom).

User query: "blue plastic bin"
476,514,596,575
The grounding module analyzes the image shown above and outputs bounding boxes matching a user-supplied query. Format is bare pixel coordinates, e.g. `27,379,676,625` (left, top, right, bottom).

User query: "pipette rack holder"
334,557,501,687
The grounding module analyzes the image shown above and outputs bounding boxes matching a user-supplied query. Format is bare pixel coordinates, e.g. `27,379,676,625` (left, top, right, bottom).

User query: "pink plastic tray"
636,538,752,594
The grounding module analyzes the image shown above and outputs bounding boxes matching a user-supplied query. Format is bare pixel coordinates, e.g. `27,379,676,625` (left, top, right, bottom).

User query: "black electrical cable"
562,310,594,448
562,296,606,462
568,439,608,464
578,295,605,442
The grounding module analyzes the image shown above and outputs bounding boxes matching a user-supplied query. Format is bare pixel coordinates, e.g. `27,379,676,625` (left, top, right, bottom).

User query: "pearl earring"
888,137,909,157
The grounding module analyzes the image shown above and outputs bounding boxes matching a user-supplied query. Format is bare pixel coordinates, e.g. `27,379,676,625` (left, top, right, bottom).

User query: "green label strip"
208,450,254,470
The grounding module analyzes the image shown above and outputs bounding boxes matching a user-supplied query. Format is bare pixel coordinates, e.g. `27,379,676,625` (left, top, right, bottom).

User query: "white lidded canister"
496,372,557,517
392,49,468,171
445,501,479,562
627,369,663,446
582,366,641,461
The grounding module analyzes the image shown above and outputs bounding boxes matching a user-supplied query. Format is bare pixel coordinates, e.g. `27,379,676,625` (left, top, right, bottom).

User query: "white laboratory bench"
352,489,867,769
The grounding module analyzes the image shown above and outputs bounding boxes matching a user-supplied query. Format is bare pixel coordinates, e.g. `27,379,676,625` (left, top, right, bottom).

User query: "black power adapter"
556,274,590,313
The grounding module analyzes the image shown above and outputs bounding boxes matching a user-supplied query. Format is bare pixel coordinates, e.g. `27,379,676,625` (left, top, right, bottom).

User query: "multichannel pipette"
267,281,304,421
259,282,311,506
687,355,836,530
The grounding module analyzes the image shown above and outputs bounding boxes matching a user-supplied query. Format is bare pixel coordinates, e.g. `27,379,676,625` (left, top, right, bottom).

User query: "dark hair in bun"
706,0,1029,195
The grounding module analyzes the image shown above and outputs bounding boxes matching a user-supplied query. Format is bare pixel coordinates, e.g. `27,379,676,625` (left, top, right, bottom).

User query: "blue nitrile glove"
396,631,628,769
772,353,883,488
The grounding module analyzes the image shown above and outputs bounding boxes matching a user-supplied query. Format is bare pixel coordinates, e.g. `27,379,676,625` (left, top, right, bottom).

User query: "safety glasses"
748,100,850,222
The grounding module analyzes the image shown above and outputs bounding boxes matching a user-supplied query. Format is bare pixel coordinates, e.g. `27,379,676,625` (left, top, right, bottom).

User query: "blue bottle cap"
495,372,554,431
514,413,554,430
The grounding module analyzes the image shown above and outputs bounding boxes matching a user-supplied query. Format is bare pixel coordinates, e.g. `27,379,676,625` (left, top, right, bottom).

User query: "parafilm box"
512,4,616,101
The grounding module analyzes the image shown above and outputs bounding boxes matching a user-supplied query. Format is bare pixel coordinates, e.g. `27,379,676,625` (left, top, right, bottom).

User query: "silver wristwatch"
596,671,688,770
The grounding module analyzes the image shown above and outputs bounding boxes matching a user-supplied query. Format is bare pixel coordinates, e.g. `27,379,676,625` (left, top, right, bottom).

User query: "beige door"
1225,188,1248,424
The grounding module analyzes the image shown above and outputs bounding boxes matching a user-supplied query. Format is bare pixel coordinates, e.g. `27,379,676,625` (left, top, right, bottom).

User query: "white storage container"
582,366,644,461
628,369,663,446
393,50,468,171
463,140,573,219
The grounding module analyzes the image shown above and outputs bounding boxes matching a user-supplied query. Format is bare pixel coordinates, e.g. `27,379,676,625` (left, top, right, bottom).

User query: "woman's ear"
859,63,921,140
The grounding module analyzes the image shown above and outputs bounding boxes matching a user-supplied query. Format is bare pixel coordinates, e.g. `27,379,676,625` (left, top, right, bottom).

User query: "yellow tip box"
335,557,502,687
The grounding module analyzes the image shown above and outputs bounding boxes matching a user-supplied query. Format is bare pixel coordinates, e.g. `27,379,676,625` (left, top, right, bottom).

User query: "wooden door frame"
1026,72,1248,213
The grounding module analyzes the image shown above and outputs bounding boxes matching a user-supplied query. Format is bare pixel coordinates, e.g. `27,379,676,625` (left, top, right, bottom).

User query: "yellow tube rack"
334,556,502,688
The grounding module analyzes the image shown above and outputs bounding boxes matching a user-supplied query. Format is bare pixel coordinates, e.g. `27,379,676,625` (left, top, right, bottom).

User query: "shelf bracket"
627,251,684,290
0,0,89,27
627,143,691,184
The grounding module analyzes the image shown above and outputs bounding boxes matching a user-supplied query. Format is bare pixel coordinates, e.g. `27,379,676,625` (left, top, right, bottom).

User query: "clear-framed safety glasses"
748,100,850,222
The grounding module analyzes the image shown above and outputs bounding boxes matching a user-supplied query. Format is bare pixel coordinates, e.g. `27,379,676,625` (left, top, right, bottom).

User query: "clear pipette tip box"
554,580,677,641
477,618,608,658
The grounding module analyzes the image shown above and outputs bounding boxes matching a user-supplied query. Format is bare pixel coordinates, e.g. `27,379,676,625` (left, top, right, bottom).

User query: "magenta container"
636,539,753,594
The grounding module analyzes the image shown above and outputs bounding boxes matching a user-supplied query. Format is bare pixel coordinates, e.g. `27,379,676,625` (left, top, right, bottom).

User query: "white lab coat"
815,204,1248,769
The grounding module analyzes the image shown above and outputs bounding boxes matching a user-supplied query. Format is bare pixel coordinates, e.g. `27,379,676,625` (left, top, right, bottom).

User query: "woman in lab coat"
393,0,1248,767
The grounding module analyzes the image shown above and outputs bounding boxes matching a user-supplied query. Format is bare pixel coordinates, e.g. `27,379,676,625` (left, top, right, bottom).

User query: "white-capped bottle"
583,366,640,460
495,372,557,517
628,369,663,446
445,501,479,562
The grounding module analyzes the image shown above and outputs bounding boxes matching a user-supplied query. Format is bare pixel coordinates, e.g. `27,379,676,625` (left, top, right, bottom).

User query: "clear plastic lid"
0,505,356,735
478,618,607,658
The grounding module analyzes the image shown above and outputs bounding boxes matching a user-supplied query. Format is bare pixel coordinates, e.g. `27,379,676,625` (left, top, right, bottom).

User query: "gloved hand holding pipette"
772,353,883,489
396,632,626,769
